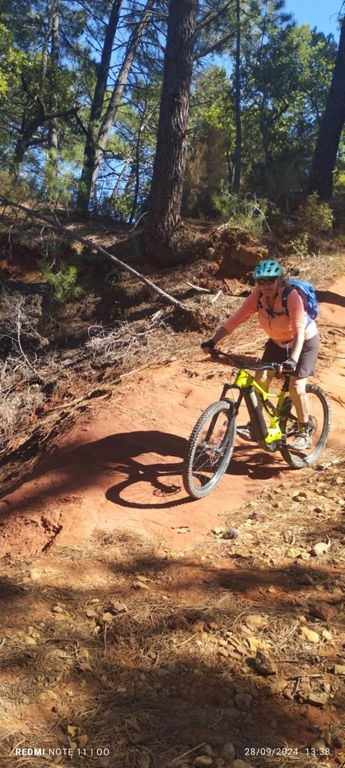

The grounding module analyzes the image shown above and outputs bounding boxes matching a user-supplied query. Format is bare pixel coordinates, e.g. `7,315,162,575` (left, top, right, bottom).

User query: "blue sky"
285,0,341,40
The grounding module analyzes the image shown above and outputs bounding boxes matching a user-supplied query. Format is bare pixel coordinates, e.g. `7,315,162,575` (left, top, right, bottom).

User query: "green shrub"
299,193,333,234
40,260,85,303
211,190,271,238
290,233,310,259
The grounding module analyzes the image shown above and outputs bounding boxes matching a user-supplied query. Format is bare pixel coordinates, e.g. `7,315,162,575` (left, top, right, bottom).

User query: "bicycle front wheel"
183,400,236,499
280,383,331,469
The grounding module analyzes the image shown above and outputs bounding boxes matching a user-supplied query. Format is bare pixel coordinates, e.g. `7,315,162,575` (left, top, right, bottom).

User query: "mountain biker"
201,259,320,450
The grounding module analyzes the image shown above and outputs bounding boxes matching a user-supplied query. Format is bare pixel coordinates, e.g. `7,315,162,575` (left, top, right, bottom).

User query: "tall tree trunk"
86,0,154,205
232,0,241,194
48,2,60,175
307,17,345,200
77,0,123,210
145,0,198,262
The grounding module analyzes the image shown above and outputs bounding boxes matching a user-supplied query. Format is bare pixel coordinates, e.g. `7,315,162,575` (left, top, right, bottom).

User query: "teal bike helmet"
253,259,283,280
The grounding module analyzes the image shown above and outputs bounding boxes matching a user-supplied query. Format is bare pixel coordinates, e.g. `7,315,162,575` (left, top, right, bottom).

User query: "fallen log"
0,197,192,313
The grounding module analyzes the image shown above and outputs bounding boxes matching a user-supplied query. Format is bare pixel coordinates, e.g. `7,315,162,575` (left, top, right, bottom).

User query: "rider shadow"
105,431,284,510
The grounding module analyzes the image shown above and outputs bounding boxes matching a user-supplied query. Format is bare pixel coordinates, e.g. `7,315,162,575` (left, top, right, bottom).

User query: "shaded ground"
0,275,344,768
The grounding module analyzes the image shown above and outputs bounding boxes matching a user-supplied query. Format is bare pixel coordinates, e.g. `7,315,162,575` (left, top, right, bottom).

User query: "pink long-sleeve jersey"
223,286,318,348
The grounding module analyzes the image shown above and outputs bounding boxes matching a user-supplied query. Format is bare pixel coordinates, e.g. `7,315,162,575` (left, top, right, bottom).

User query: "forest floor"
0,216,345,768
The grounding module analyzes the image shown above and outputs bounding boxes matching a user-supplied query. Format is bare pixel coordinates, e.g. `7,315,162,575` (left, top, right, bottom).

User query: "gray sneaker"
290,432,312,451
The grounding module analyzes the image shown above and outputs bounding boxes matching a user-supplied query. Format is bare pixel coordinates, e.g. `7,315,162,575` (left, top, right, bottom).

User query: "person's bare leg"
289,376,309,424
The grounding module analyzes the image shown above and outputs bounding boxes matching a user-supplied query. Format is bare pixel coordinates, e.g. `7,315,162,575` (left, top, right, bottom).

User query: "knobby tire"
183,400,236,499
280,383,330,469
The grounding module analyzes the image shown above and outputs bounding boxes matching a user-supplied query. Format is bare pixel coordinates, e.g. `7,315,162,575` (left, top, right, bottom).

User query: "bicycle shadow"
105,431,284,510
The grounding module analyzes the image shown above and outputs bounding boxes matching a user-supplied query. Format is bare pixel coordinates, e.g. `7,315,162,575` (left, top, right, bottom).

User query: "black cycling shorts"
261,334,320,379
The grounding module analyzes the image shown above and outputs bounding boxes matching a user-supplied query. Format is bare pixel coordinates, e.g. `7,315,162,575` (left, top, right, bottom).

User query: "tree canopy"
0,0,344,231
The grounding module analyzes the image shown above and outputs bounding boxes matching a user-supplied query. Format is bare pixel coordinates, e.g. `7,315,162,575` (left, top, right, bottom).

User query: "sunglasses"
255,277,277,285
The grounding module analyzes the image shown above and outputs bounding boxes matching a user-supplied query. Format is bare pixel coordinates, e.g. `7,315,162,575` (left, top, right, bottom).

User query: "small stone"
222,528,239,540
245,614,268,630
133,580,150,590
333,665,345,675
212,526,224,535
39,690,58,702
221,743,236,761
85,609,98,618
299,627,320,643
312,541,330,557
108,600,128,614
30,568,44,581
234,692,253,710
309,603,335,621
254,650,277,675
322,629,332,640
193,757,213,767
305,692,328,706
52,605,64,614
298,551,311,561
25,635,37,646
287,547,303,558
263,678,288,696
101,612,113,623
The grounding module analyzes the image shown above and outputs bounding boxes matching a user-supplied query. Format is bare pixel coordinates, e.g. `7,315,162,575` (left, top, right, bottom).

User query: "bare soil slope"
0,277,344,768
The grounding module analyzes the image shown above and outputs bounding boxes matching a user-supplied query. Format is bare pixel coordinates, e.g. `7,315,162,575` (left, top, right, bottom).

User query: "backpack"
257,279,319,323
282,279,319,320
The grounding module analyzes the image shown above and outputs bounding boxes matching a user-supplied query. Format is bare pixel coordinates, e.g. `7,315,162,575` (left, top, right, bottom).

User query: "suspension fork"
202,384,242,443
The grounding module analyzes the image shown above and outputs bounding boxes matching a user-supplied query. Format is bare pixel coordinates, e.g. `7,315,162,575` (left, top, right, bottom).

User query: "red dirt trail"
1,278,344,556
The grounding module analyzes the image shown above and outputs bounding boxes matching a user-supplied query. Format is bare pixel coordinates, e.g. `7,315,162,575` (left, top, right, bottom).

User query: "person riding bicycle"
201,259,320,451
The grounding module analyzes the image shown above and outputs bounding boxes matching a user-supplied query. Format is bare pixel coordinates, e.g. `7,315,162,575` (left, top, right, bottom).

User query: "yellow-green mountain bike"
183,350,331,500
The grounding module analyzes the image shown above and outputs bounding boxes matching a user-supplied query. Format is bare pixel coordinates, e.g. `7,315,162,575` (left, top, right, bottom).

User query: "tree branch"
0,198,192,313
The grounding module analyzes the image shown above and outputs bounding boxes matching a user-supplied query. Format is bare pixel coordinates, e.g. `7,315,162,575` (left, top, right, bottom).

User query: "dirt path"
1,277,345,768
0,278,344,557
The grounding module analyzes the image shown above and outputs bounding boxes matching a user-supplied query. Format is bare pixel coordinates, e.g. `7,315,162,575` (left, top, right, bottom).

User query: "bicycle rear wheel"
183,400,236,499
280,383,331,469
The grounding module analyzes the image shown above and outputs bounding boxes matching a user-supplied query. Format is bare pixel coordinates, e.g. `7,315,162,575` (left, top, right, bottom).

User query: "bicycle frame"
220,366,292,452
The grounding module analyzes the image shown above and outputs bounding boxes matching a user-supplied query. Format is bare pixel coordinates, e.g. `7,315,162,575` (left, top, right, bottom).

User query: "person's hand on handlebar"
279,357,297,373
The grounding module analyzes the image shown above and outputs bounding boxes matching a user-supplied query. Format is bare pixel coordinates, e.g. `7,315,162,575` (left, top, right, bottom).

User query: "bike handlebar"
210,348,281,372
